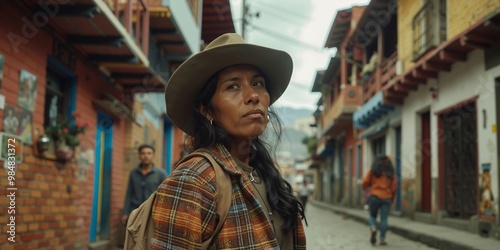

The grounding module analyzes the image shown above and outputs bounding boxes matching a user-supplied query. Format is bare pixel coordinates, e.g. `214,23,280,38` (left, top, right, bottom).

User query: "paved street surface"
304,204,438,250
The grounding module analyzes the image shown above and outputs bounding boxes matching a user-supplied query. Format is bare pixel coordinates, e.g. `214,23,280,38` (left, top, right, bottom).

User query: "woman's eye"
253,81,265,87
227,84,238,90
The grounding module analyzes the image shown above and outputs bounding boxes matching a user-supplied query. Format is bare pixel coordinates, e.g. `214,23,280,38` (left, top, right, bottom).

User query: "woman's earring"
209,119,213,125
267,115,270,122
206,113,213,125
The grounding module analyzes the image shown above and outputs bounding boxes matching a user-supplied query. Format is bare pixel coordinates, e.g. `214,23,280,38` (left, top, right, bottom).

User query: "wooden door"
421,111,431,213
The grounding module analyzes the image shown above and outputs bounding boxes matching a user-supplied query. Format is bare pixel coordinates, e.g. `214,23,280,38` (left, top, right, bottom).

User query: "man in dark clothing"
121,144,167,224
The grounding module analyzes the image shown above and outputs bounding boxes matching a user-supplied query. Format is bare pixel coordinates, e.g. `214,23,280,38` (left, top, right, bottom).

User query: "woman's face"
209,64,270,141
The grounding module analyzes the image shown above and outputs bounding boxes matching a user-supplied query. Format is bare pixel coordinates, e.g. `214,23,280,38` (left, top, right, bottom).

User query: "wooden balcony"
18,0,183,92
322,85,363,134
363,51,398,103
105,0,150,56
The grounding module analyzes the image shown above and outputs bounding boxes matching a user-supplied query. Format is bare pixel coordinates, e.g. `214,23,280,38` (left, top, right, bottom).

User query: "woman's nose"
246,89,259,104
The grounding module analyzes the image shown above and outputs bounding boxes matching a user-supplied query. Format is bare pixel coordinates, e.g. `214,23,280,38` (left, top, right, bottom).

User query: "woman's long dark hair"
371,155,395,179
189,72,306,233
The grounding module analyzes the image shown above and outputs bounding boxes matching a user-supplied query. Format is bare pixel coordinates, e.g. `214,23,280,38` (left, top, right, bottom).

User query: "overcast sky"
229,0,370,111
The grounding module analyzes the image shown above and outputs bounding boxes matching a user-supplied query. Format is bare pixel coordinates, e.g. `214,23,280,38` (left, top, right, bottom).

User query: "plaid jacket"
150,144,306,249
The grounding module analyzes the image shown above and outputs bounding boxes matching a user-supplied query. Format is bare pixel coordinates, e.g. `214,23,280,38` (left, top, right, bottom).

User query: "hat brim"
165,43,293,136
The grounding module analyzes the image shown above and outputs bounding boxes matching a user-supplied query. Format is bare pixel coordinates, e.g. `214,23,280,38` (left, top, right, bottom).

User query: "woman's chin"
246,127,265,139
227,124,266,139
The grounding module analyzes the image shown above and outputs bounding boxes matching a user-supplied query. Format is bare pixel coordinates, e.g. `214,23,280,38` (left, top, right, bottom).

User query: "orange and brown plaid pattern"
150,144,306,249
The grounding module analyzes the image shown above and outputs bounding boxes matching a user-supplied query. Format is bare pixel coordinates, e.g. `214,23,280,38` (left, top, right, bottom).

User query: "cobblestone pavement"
304,203,439,250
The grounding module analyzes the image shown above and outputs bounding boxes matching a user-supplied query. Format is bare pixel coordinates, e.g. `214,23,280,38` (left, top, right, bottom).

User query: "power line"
248,24,323,52
252,7,305,26
251,0,316,22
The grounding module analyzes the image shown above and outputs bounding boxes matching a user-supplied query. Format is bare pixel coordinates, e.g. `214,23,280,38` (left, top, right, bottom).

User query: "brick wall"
0,1,126,249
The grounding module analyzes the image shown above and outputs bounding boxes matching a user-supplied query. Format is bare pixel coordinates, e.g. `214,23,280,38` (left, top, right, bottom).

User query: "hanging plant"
44,111,91,160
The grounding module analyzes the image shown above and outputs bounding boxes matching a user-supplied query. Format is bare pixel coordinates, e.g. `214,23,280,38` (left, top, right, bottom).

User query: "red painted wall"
0,1,126,249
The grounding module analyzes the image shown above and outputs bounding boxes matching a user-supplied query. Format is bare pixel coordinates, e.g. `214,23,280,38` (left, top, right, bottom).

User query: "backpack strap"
176,150,232,249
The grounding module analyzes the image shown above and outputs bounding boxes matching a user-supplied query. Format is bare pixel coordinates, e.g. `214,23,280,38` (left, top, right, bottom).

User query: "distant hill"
275,107,314,127
279,127,309,160
265,106,312,160
264,127,309,160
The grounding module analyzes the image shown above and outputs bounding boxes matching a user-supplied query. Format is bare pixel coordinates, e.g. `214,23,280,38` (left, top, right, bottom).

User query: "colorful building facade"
312,0,500,240
390,0,500,237
310,6,365,206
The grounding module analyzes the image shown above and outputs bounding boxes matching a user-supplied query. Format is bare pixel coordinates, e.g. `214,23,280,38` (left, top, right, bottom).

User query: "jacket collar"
201,144,243,177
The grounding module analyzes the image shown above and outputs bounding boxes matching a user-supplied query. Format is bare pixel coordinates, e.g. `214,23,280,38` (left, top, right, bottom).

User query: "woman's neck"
229,140,252,165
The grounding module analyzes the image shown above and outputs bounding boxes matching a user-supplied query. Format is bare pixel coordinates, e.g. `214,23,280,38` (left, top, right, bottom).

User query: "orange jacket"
362,170,397,200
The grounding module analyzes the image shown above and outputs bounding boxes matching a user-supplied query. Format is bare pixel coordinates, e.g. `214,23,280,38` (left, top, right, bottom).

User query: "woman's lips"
243,109,264,118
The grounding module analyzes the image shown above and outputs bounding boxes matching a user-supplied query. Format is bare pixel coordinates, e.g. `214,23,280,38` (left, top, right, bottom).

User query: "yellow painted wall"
448,0,500,38
397,0,500,73
397,0,422,72
124,100,143,171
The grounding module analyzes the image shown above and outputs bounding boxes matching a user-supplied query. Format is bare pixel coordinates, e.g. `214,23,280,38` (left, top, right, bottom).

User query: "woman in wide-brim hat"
151,33,307,249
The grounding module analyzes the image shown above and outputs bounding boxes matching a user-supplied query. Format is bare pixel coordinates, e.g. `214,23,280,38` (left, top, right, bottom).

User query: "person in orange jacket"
362,155,397,246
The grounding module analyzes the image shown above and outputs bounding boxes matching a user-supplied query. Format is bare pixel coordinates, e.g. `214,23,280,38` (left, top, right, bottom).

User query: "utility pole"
241,0,247,39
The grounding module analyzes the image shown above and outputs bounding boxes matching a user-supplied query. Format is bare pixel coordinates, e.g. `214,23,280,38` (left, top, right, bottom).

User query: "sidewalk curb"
310,200,477,250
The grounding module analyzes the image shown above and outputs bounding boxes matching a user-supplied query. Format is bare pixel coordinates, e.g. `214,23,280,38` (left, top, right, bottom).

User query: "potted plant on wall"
44,111,91,161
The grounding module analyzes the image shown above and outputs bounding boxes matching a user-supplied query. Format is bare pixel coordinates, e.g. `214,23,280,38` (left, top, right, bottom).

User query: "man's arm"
121,172,134,224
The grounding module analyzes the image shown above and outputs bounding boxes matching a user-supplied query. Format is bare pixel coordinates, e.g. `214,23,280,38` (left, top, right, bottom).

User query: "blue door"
163,119,173,175
90,113,113,241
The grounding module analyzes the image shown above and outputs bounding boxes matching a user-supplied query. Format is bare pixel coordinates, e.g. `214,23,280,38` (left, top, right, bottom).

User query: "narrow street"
304,204,438,250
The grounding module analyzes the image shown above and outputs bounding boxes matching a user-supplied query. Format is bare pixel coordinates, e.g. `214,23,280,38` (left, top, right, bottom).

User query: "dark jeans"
300,195,308,210
368,196,392,240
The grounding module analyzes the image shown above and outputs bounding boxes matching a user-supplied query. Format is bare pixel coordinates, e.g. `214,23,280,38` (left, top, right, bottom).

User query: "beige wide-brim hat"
165,33,293,136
